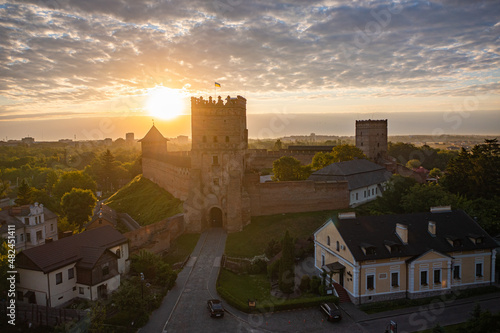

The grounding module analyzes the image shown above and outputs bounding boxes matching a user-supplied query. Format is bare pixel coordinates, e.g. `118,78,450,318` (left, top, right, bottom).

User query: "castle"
141,95,387,233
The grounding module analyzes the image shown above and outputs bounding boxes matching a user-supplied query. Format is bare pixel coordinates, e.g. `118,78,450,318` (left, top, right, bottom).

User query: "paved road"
141,228,500,332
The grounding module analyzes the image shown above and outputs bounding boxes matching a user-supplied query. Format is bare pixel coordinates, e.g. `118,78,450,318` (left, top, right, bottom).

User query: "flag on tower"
215,82,221,88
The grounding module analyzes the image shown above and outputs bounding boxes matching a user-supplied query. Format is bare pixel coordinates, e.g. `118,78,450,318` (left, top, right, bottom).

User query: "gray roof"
331,210,497,262
308,159,392,190
16,225,127,273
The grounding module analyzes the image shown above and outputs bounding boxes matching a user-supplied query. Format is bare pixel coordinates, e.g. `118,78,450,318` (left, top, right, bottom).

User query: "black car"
320,302,342,322
207,299,225,318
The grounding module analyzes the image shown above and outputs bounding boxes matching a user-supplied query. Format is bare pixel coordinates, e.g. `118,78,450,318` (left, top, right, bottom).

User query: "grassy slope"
225,209,343,258
106,175,183,226
163,233,201,265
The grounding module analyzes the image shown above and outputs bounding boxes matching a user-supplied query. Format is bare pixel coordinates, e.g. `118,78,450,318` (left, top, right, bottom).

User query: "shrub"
310,275,321,295
299,275,311,292
267,260,280,280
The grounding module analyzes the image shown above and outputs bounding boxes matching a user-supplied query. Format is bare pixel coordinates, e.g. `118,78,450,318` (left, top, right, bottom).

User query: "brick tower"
183,95,251,233
355,119,388,162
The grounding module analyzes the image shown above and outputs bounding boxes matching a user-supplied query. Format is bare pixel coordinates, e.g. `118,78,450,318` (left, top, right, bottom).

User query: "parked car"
320,302,342,322
207,299,225,318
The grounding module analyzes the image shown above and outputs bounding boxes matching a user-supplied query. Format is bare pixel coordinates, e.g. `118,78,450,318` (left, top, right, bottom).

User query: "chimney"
396,223,408,244
428,221,436,236
430,206,451,213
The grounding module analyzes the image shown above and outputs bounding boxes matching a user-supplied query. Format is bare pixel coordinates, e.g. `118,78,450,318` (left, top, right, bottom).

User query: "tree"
0,169,10,198
331,144,366,163
272,156,311,181
443,139,500,199
53,171,97,201
370,175,418,214
273,139,283,151
15,178,33,205
388,142,419,164
428,168,442,179
278,230,295,293
400,183,462,213
311,152,335,170
61,188,96,231
406,159,421,169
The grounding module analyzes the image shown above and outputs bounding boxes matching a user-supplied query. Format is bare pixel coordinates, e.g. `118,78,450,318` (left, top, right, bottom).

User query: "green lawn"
106,175,183,226
163,233,201,265
225,210,342,258
217,269,338,312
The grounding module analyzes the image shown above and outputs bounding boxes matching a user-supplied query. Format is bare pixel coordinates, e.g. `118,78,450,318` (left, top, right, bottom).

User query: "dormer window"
384,240,401,254
447,236,462,247
361,243,377,256
468,234,484,245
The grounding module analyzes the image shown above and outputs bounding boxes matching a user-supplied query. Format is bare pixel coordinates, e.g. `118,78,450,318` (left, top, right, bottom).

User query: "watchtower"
355,119,388,162
184,95,251,233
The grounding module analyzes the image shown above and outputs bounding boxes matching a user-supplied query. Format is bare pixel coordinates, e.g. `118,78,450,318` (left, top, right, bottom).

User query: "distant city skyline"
1,110,498,142
1,1,499,136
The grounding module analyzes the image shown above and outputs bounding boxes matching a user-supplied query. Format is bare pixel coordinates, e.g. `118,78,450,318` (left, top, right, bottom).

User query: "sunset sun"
146,87,186,120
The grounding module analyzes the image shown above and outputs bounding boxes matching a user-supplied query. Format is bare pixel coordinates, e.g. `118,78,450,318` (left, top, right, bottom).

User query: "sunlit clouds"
0,0,499,123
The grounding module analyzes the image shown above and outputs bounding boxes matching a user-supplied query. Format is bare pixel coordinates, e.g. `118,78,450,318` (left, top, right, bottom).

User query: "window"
102,264,109,276
355,193,358,200
24,217,29,224
35,216,38,224
202,136,207,143
336,241,340,251
213,136,218,143
20,233,24,242
225,136,229,143
420,271,428,286
391,272,399,287
453,265,461,280
68,268,74,280
376,187,378,194
361,142,363,146
367,275,375,290
26,233,31,243
116,249,121,259
212,156,219,165
51,224,54,231
364,190,367,198
372,188,375,195
321,254,325,267
433,269,441,284
56,272,62,285
36,230,43,241
79,287,84,295
476,263,483,277
327,236,330,246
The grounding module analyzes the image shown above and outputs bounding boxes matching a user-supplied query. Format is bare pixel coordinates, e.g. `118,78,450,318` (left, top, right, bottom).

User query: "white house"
16,226,129,307
308,159,392,206
0,203,58,251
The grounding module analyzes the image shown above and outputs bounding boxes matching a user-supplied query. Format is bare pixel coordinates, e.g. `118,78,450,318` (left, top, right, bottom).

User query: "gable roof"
308,159,392,190
17,226,127,273
330,210,497,262
139,125,168,143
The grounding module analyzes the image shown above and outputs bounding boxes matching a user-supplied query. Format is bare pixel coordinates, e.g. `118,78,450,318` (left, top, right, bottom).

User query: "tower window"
213,178,219,185
213,136,218,143
212,156,219,165
361,142,363,146
203,136,207,143
225,136,229,143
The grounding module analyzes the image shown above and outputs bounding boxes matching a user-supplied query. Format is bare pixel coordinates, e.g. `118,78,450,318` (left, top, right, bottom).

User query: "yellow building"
314,207,497,304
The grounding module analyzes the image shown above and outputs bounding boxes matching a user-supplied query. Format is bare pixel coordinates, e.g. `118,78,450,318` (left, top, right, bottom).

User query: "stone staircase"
333,283,351,303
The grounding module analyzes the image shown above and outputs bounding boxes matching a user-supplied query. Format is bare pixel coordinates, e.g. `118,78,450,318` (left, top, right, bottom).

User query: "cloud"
0,0,499,119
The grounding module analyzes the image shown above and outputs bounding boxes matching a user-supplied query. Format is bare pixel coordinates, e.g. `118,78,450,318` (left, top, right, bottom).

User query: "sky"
0,0,499,140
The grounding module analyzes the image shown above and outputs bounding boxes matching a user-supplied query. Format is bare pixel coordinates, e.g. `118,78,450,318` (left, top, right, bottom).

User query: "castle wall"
245,173,350,216
124,214,185,255
142,157,190,201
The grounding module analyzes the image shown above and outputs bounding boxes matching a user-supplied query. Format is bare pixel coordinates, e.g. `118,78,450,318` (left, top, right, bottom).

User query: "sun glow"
146,87,186,120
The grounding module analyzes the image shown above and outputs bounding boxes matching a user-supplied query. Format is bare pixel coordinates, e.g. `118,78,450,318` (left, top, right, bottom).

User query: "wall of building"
124,214,185,255
245,174,349,216
142,157,190,201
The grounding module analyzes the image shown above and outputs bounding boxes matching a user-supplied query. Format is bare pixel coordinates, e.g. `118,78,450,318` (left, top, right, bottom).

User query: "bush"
299,275,311,293
249,258,267,274
310,275,321,295
267,260,280,280
318,284,327,296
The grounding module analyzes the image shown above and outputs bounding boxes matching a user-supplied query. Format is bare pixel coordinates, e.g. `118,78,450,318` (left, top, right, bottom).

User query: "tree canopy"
272,156,311,181
61,188,97,231
311,144,366,170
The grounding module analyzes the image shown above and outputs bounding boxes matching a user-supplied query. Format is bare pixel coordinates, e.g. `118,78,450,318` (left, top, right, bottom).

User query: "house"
308,159,392,207
16,226,129,307
0,203,58,251
314,207,497,304
86,203,140,232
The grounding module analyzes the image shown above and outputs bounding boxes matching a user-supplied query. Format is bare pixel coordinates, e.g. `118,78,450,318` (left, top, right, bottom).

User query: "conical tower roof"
139,125,169,143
